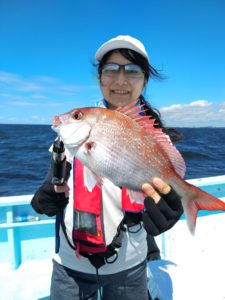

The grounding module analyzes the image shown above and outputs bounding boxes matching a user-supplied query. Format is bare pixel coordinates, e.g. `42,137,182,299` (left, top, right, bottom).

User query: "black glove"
142,187,183,236
146,234,161,260
31,182,69,217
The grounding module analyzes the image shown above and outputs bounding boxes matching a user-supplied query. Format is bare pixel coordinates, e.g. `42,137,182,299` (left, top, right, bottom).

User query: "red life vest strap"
121,187,145,212
72,158,144,257
73,159,106,255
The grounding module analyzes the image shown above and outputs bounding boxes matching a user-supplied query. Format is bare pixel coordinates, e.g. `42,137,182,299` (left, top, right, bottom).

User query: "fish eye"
73,111,83,120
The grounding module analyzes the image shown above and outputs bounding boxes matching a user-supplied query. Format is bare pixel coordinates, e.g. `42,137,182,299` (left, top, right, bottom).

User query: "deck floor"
0,259,52,300
152,213,225,300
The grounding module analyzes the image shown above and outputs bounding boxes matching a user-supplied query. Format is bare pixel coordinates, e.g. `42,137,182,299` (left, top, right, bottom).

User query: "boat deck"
1,175,225,300
0,259,52,300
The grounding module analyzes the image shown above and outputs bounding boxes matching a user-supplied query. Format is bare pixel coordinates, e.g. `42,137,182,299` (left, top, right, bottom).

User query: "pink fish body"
52,101,225,233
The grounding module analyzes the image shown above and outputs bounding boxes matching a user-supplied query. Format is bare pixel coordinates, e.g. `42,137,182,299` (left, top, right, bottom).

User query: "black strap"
59,210,76,250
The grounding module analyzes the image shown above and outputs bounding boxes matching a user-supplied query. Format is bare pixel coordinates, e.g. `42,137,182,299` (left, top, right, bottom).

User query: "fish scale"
91,122,158,188
89,128,143,187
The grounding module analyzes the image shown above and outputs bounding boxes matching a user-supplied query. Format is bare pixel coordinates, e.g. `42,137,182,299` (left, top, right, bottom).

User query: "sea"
0,124,225,197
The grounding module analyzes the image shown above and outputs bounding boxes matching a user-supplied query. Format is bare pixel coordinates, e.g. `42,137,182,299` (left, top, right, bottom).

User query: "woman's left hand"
141,177,183,236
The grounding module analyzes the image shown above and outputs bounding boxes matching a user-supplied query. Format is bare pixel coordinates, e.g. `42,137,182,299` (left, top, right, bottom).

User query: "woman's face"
99,52,146,109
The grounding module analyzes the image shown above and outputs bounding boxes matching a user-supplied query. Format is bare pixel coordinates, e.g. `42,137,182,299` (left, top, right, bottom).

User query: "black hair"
97,48,182,143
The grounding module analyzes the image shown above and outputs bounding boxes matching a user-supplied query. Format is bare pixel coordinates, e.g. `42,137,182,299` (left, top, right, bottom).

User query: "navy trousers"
50,259,150,300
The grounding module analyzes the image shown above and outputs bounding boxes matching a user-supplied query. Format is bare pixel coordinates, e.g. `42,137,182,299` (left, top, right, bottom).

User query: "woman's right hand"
31,162,72,217
31,182,69,217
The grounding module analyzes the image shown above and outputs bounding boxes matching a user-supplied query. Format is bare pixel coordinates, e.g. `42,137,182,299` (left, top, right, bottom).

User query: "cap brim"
95,40,148,61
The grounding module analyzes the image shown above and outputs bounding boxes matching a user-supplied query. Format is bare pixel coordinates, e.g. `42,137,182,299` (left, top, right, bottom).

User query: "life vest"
72,158,144,257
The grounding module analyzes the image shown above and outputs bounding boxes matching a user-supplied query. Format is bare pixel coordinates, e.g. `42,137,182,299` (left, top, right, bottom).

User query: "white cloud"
0,71,44,92
0,70,99,124
9,101,64,107
0,94,26,101
17,83,44,92
0,93,13,97
8,117,17,121
44,102,64,107
189,100,212,107
31,116,49,124
0,71,21,83
31,94,48,99
220,102,225,109
34,76,59,84
160,100,224,127
11,101,37,106
0,70,97,96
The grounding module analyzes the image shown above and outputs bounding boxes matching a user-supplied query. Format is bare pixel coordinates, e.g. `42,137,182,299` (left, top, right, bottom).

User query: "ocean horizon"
1,124,225,197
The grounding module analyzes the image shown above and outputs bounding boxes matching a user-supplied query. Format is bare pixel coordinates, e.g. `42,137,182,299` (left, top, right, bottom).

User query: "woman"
31,35,183,300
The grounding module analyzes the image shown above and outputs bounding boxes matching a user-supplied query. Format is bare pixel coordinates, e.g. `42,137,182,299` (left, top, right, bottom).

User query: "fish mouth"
51,115,65,133
52,116,61,126
51,122,92,150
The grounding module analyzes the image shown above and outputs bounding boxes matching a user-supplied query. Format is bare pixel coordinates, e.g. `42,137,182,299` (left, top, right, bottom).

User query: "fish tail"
182,183,225,234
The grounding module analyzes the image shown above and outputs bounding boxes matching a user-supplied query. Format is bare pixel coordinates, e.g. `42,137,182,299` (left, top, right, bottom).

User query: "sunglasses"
100,63,145,79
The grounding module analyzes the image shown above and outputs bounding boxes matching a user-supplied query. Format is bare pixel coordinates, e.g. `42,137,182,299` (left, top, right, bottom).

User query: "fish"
52,101,225,234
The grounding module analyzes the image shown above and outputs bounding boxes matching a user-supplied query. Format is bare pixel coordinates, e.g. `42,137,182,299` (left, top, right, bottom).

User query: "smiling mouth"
112,90,130,95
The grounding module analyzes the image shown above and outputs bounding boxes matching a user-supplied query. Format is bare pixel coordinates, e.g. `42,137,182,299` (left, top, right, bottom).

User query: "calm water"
0,124,225,196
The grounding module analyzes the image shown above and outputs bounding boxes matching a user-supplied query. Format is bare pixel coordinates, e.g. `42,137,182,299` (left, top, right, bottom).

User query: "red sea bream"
52,101,225,233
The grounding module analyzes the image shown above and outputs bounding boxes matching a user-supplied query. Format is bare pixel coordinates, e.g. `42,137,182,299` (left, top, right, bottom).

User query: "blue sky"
0,0,225,127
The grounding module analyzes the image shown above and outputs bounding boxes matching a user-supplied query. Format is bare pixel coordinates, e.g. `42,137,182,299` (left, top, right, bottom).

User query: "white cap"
95,35,149,62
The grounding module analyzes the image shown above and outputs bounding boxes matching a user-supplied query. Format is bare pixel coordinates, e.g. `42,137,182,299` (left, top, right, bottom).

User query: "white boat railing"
0,174,225,268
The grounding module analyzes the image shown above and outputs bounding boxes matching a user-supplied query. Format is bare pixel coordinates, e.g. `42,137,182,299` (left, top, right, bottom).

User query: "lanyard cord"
96,268,103,300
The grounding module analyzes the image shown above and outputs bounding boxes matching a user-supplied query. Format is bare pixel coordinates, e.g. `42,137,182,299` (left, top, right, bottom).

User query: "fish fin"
116,101,186,178
127,189,146,204
182,182,225,234
83,166,103,191
138,124,186,178
116,100,146,116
